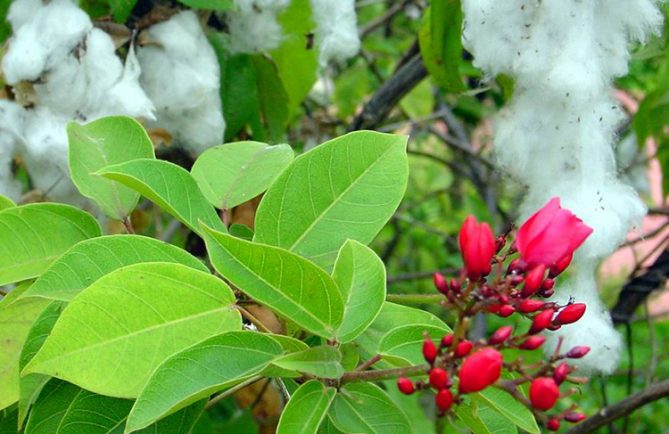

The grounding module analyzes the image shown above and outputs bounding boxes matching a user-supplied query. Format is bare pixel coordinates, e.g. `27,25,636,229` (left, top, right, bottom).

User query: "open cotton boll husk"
227,0,289,54
310,0,360,67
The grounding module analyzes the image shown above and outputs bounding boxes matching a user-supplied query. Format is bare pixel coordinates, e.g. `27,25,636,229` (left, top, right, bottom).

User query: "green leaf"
0,203,101,286
202,226,344,339
254,56,290,142
0,406,18,434
109,0,138,22
191,141,294,209
98,159,225,235
474,388,540,434
254,131,409,269
23,263,241,398
277,381,335,434
18,301,66,427
67,116,155,219
127,331,283,432
0,194,15,210
454,400,518,434
272,346,344,379
378,325,447,366
332,240,386,343
267,334,309,353
229,223,254,240
0,296,50,411
419,3,465,91
22,235,208,301
328,383,411,434
176,0,233,10
270,0,318,116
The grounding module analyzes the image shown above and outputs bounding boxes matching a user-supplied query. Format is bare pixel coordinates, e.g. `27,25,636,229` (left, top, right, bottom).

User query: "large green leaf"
67,116,155,220
254,56,290,142
109,0,138,22
454,400,518,434
254,131,409,269
23,263,241,398
18,301,65,426
191,141,294,209
474,388,540,434
272,346,344,379
0,203,101,286
202,226,344,339
25,380,205,434
0,294,50,411
277,381,335,434
0,194,15,210
328,383,411,434
332,240,386,343
378,325,447,366
127,331,282,432
22,235,208,301
98,159,225,235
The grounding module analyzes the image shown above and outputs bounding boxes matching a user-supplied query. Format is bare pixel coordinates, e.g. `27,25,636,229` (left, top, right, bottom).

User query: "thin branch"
359,0,410,38
236,305,273,333
205,375,263,409
564,380,669,434
340,364,427,383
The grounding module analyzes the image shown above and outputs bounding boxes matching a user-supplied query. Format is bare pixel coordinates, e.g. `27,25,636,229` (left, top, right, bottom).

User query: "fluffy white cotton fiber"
310,0,360,67
461,0,665,373
227,0,289,54
137,10,224,155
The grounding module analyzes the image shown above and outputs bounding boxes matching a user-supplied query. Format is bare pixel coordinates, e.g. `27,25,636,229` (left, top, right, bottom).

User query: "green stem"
386,294,444,304
341,364,427,383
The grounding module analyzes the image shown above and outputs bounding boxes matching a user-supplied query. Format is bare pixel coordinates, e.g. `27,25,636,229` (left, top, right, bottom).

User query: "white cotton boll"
138,10,224,154
104,46,156,120
0,101,26,201
227,0,288,54
1,0,92,84
7,0,45,30
311,0,360,67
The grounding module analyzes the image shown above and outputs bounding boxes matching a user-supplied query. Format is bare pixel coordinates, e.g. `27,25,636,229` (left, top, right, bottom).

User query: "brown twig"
236,305,273,333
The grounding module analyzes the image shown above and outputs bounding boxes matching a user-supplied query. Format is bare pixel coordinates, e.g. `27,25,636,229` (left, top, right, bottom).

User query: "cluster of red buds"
397,198,595,431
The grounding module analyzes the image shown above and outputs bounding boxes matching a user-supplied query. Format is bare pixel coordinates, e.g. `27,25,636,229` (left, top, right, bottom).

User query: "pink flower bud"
564,412,586,423
450,279,461,293
519,335,546,350
429,368,449,390
497,305,516,318
459,216,496,280
434,272,449,295
554,303,586,325
547,417,561,431
518,299,545,313
529,377,560,410
489,326,513,345
553,362,571,385
530,308,555,334
435,388,454,411
549,252,573,277
566,346,591,359
522,264,546,297
423,337,438,364
542,278,555,290
516,198,592,269
455,340,473,357
441,334,454,348
458,348,503,393
397,377,415,395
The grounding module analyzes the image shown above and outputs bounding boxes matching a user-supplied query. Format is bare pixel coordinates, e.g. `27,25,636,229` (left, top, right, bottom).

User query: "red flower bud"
441,334,454,348
497,304,516,318
522,264,546,297
450,279,461,293
519,335,546,350
518,299,545,313
489,326,513,345
547,417,561,431
553,362,571,385
529,377,560,410
510,275,525,286
429,368,450,390
455,340,473,357
530,308,555,334
566,346,590,359
495,235,506,253
542,278,555,290
487,303,502,313
423,337,438,364
434,272,449,295
554,303,586,325
459,216,496,280
516,198,592,269
435,388,454,412
564,412,586,423
540,288,555,298
458,348,503,393
397,377,415,395
549,252,573,277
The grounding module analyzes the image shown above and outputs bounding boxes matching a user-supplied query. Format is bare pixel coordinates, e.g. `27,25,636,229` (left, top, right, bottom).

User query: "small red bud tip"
397,377,415,395
530,308,555,334
458,348,503,393
455,340,474,357
429,368,450,390
564,412,586,423
487,303,503,314
423,338,439,364
540,288,555,298
507,258,527,274
549,252,573,278
547,417,561,431
510,275,525,286
518,299,545,313
529,377,560,411
495,235,506,253
554,303,586,325
566,346,591,359
459,216,496,280
441,334,454,348
433,272,449,295
450,279,461,293
435,388,454,412
553,362,571,385
489,326,513,345
519,335,546,350
542,278,555,290
522,264,546,297
497,304,516,318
